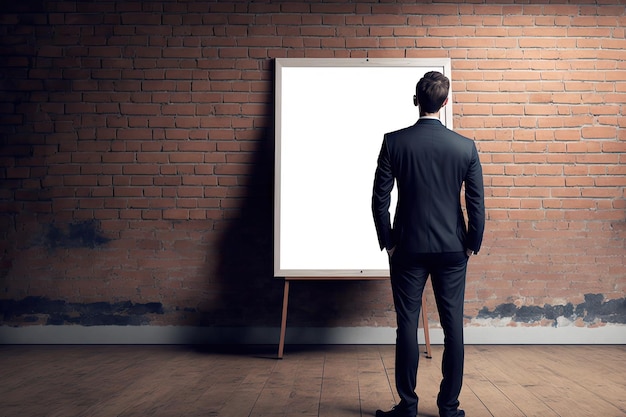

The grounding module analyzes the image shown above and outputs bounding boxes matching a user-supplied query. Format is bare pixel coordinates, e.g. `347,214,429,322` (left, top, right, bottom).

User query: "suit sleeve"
464,143,485,254
372,137,395,251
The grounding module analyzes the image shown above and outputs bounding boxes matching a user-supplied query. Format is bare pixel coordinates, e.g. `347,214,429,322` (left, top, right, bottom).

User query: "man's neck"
419,109,440,119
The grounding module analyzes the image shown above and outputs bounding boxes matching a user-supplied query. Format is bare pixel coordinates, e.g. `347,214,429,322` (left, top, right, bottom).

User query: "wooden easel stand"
278,277,431,359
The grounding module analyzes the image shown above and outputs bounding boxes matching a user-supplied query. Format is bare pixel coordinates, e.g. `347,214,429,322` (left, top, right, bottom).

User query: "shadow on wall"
0,48,389,339
183,60,390,345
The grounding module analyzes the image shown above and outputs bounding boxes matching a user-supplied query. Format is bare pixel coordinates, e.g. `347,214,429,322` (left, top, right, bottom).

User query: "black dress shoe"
375,405,414,417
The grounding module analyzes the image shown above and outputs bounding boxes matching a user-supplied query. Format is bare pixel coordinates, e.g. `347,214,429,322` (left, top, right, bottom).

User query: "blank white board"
274,58,453,277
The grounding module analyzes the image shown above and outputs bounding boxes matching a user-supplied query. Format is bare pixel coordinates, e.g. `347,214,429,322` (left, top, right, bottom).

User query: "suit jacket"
372,118,485,254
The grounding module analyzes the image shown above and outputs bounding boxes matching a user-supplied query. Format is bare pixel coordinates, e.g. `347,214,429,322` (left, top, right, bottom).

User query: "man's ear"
441,97,449,107
413,95,418,107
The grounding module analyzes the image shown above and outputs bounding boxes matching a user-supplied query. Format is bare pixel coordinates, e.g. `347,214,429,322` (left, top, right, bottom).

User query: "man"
372,71,485,417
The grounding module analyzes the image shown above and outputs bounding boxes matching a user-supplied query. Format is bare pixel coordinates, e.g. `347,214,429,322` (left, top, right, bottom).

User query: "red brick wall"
1,1,624,329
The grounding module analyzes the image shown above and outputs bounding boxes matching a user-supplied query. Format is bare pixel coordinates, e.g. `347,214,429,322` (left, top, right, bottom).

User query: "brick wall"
1,1,624,330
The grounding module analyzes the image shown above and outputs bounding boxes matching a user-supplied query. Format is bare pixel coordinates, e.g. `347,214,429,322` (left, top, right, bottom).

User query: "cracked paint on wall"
476,294,626,326
1,297,163,326
43,220,111,250
1,293,624,328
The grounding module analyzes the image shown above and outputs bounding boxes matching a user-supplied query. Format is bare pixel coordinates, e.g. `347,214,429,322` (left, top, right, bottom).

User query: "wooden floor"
0,344,624,417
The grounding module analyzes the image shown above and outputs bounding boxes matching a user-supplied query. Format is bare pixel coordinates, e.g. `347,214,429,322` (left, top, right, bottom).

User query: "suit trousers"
390,251,468,417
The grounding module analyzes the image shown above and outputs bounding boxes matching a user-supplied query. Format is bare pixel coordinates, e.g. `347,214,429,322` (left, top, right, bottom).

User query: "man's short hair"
416,71,450,113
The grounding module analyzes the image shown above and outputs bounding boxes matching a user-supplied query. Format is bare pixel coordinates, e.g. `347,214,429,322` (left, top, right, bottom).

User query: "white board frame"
274,58,453,277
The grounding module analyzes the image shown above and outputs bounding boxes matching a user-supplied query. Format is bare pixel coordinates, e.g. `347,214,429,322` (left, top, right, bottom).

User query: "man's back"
372,118,484,254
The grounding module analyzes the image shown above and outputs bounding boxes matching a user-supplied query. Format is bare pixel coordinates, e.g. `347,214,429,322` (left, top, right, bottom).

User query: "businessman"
372,71,485,417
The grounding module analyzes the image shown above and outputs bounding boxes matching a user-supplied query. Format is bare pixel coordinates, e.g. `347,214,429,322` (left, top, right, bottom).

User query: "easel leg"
421,294,432,359
278,279,290,359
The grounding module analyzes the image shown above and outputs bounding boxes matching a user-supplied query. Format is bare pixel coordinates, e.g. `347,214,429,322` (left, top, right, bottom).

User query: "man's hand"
386,246,396,257
466,248,474,257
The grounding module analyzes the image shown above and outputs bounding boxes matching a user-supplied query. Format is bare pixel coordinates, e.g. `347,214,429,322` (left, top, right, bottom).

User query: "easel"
277,276,432,359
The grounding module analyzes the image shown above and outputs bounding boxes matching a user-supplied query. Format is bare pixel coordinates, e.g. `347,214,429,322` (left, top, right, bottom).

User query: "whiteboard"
274,58,453,277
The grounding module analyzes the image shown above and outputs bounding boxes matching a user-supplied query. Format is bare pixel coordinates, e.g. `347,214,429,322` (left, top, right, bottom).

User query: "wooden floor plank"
0,344,624,417
319,346,361,417
357,346,395,417
473,345,625,417
466,346,557,417
529,345,626,412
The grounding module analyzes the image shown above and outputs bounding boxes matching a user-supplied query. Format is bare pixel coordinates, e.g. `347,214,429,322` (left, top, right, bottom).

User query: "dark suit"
372,118,485,417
